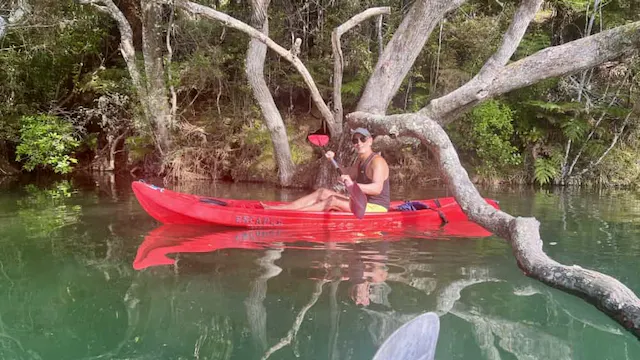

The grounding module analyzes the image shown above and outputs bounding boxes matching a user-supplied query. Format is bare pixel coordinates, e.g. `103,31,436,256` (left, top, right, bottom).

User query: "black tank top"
356,153,390,209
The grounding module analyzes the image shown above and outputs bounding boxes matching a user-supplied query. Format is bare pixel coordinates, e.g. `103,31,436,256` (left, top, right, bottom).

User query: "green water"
0,176,639,360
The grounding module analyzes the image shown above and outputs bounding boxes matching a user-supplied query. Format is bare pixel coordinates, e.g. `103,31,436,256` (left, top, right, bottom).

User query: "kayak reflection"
133,221,494,271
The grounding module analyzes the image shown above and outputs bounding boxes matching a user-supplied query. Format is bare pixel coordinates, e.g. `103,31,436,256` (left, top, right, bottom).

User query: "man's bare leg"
296,195,351,212
262,188,345,210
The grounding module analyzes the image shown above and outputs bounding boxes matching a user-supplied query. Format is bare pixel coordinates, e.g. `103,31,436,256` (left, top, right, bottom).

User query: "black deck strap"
434,198,442,208
199,198,228,206
436,210,448,224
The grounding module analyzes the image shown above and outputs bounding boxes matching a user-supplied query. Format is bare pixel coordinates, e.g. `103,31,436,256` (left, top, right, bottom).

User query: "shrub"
16,115,79,174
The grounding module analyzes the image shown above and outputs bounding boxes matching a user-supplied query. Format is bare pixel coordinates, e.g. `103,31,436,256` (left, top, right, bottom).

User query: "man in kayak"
263,127,390,212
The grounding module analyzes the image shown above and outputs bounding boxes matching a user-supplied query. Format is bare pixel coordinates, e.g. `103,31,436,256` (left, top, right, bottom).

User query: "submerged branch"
261,280,328,359
346,110,640,339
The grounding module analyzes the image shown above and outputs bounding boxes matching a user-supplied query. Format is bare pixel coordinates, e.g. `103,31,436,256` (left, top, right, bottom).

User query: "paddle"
307,134,367,219
372,312,440,360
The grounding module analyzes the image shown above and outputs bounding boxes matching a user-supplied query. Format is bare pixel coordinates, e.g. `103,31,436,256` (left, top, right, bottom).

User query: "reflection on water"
0,177,639,359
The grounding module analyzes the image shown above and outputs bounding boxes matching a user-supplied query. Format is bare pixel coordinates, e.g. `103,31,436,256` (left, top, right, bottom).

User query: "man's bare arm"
354,158,388,196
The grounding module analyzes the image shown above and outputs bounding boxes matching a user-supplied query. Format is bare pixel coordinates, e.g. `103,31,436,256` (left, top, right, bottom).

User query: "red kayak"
134,222,495,270
132,180,499,230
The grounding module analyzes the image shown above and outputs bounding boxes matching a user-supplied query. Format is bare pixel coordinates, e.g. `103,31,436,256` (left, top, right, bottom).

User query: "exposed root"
162,147,229,182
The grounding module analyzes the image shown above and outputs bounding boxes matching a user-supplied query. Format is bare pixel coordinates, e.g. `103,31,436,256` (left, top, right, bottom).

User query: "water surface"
0,176,639,359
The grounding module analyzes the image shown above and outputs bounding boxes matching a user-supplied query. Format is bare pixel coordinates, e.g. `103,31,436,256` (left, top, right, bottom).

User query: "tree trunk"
246,0,296,186
356,0,466,114
0,16,6,39
80,0,172,155
141,0,172,154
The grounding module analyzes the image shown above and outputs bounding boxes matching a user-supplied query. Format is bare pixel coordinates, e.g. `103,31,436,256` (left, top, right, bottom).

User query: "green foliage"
451,100,522,177
534,155,562,185
515,29,551,59
0,0,109,116
555,0,593,11
342,72,370,105
0,0,637,187
561,119,589,141
15,115,80,174
78,68,132,96
593,147,640,186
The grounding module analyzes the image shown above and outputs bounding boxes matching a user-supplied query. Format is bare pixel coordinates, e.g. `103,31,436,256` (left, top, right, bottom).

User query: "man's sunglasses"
351,135,368,144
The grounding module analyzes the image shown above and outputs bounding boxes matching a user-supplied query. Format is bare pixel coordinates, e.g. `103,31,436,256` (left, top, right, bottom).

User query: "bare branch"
377,15,383,59
485,0,543,71
7,0,30,24
0,16,6,39
174,0,339,136
357,0,466,114
566,72,631,178
346,110,640,339
576,111,634,178
261,280,327,359
332,7,390,126
422,0,543,122
166,4,178,121
423,20,640,124
78,0,148,104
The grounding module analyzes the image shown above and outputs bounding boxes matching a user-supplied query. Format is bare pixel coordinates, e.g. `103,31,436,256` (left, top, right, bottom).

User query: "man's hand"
340,174,354,187
325,150,335,160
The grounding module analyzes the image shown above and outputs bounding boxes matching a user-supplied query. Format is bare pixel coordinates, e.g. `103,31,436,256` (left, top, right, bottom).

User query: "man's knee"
317,188,333,199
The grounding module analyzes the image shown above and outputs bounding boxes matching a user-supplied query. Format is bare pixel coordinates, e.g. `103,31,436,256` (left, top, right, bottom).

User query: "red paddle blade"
308,134,330,147
347,183,367,219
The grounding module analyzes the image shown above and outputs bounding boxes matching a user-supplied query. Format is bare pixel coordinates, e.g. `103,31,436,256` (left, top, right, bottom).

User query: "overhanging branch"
332,7,390,126
78,0,149,115
421,0,543,123
174,0,339,136
422,13,640,126
346,110,640,339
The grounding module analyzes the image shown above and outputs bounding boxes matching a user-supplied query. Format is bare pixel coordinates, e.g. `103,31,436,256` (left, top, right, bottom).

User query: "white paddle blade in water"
372,312,440,360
